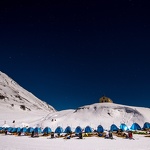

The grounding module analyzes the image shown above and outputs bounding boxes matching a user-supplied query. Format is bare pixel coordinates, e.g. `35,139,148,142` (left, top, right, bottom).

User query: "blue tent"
43,127,52,134
143,122,150,129
34,127,42,134
85,126,93,133
110,124,119,131
7,127,13,132
64,126,72,133
75,126,82,134
17,127,21,133
0,127,3,131
130,123,141,130
11,128,18,133
55,126,63,133
120,123,129,131
4,127,9,131
97,125,104,133
27,127,34,133
20,127,27,133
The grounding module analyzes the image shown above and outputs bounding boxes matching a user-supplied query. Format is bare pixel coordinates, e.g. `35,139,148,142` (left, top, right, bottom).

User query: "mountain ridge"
0,71,56,113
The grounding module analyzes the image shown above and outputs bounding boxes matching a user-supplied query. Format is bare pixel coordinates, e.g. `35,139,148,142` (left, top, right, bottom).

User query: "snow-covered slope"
39,103,150,130
0,71,56,127
0,71,55,113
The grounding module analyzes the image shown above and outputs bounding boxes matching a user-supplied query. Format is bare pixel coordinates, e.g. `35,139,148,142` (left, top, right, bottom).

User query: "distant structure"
99,96,113,103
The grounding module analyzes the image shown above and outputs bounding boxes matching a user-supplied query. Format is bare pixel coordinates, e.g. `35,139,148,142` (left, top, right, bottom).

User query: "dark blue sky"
0,0,150,110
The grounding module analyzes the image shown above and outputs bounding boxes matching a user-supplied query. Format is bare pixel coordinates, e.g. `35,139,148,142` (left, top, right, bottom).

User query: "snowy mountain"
0,71,150,130
0,71,55,113
0,71,56,127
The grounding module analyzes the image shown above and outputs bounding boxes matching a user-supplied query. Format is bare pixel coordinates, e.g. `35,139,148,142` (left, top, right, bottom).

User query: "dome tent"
27,127,34,133
20,127,27,133
0,127,3,131
34,127,42,134
120,123,129,131
7,127,13,132
85,126,93,133
75,126,82,134
17,127,21,133
143,122,150,129
64,126,72,133
110,124,119,131
55,126,63,133
97,125,104,133
43,127,52,134
11,128,18,133
4,127,9,131
130,123,141,130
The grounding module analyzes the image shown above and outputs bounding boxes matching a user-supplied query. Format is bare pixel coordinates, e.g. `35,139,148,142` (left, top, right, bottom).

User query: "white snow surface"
0,134,150,150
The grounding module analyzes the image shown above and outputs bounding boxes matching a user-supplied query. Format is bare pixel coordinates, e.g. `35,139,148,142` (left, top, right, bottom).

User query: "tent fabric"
43,127,52,134
143,122,150,129
75,126,82,134
110,124,119,131
85,126,93,133
7,127,13,132
11,128,17,133
34,127,42,134
130,123,141,130
20,127,27,133
97,125,104,133
120,123,129,131
0,127,3,131
17,127,21,133
64,126,72,133
55,126,63,133
4,127,9,131
27,127,34,133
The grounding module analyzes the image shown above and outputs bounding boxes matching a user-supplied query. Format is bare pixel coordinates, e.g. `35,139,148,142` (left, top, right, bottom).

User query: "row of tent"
0,127,42,134
0,122,150,134
112,122,150,131
0,125,104,134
